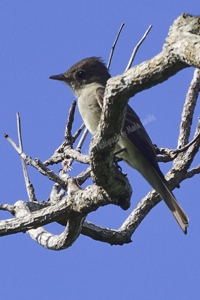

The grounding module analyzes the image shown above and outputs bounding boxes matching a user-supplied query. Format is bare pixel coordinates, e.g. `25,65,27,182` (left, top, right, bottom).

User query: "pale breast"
77,83,103,135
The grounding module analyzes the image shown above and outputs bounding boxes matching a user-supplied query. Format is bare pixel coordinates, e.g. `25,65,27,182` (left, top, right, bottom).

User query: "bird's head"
49,57,111,97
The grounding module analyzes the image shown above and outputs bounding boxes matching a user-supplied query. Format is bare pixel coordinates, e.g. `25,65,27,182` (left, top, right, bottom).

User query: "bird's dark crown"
64,57,111,87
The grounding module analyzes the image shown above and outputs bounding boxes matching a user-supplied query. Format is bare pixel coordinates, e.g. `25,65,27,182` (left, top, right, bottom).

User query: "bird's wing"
95,87,105,108
123,104,162,175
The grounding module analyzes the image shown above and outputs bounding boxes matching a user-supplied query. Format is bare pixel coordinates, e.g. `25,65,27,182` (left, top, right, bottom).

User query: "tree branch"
0,185,110,236
125,24,152,71
178,68,200,148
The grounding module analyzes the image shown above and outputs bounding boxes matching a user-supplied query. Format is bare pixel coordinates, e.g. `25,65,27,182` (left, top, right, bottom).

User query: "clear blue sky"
1,1,199,300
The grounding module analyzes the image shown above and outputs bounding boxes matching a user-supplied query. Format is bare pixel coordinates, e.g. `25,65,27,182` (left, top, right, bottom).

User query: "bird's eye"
77,70,86,79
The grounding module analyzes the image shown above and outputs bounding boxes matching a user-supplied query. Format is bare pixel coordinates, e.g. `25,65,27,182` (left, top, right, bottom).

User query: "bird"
49,56,189,234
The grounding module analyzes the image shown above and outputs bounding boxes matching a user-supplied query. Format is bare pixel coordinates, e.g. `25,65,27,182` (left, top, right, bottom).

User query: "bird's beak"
49,73,70,81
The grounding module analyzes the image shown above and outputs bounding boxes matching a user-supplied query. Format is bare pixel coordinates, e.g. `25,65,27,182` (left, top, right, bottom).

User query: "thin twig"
64,100,76,140
4,133,66,189
125,25,152,71
76,128,89,152
43,148,89,166
107,23,125,69
73,123,85,141
4,133,23,153
76,166,91,186
156,132,200,162
176,132,200,152
67,127,89,167
16,113,36,202
182,165,200,180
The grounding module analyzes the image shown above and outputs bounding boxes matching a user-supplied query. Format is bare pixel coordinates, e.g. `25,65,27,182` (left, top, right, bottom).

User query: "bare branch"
16,113,37,202
4,133,67,188
64,100,76,142
107,23,125,69
49,183,65,204
27,217,85,250
0,185,110,237
81,189,162,245
125,25,152,71
75,128,89,153
156,132,200,162
4,133,22,153
42,100,89,167
4,199,85,250
182,165,200,180
73,123,85,141
178,68,200,148
33,158,67,188
167,117,200,185
76,166,91,185
82,221,132,245
43,148,89,166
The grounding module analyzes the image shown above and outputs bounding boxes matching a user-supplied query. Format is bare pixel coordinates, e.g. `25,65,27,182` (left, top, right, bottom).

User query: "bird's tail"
158,179,189,234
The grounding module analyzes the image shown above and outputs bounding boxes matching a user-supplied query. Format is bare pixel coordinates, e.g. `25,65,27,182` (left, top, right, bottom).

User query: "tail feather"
161,181,189,234
144,167,189,234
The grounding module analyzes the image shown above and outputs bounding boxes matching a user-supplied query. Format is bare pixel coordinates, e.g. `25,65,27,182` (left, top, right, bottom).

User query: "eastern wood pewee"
49,57,189,234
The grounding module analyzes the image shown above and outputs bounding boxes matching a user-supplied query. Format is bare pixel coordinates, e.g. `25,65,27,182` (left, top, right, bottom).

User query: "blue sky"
1,1,200,300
